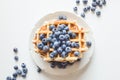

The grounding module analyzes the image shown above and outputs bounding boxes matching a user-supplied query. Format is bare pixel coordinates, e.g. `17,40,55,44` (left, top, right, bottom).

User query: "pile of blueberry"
73,0,107,18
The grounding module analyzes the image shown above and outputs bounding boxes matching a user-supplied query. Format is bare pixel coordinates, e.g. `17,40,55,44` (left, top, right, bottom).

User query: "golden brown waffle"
33,20,88,62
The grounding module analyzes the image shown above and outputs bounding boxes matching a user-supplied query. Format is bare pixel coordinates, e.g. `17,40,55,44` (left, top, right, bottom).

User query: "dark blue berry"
74,51,80,56
58,15,67,20
65,47,71,53
68,31,73,36
62,30,67,35
54,31,61,36
22,68,28,74
14,65,18,70
75,42,80,48
92,0,96,2
12,72,17,78
73,7,77,11
83,0,88,4
61,51,67,58
57,47,62,53
21,63,26,68
13,48,18,53
64,26,69,31
50,62,56,68
61,44,66,49
96,11,101,16
76,0,80,4
83,7,87,12
57,62,63,68
66,41,71,46
71,42,76,48
98,2,103,7
42,38,48,44
59,35,65,41
91,7,96,12
49,43,53,48
6,76,11,80
86,41,92,47
21,72,26,78
81,13,85,18
71,33,76,38
53,41,60,48
49,24,55,31
37,66,42,72
37,43,44,50
11,78,16,80
14,56,18,61
52,38,57,42
92,2,97,7
87,6,91,10
39,34,45,40
16,69,22,75
43,46,49,52
102,0,106,5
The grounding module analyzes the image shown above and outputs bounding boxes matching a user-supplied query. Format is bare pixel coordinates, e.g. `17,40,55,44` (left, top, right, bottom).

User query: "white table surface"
0,0,120,80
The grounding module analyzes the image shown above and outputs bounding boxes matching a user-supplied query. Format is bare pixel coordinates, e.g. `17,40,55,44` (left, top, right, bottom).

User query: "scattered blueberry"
91,7,96,12
61,51,67,58
42,38,48,44
66,41,71,46
65,34,70,40
21,72,26,78
22,68,28,74
64,26,69,31
59,35,65,41
13,65,18,70
77,58,81,61
57,47,63,53
73,7,77,11
37,43,44,50
76,0,80,4
86,41,92,47
6,76,11,80
37,66,42,73
102,0,106,5
96,11,101,16
13,48,18,53
43,45,49,52
11,77,16,80
12,72,17,78
92,2,97,7
83,7,87,12
71,42,76,48
98,2,103,7
50,62,56,68
39,34,45,40
71,33,76,38
58,15,67,20
52,38,57,42
49,25,55,31
61,44,66,49
65,47,71,53
87,6,91,10
75,42,80,48
83,0,88,4
49,43,53,48
74,51,80,56
53,41,60,48
14,56,18,61
68,31,73,36
92,0,96,2
62,30,67,35
21,63,26,68
16,69,22,75
57,62,63,68
81,13,85,18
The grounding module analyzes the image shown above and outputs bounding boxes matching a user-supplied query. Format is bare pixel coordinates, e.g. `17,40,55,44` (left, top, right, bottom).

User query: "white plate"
29,11,94,75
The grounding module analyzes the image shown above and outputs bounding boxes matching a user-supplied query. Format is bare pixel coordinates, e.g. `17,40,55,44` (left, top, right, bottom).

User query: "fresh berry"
21,63,26,68
61,62,68,68
22,68,28,74
21,72,26,78
37,43,44,49
53,41,60,48
65,47,71,53
66,41,71,46
62,30,67,35
52,28,57,32
57,47,63,53
86,41,92,47
102,0,106,5
11,78,16,80
68,31,73,36
83,7,87,12
64,26,69,31
58,15,67,20
61,51,67,58
71,33,76,38
12,72,17,78
75,42,79,48
49,24,55,31
52,38,57,42
54,31,61,36
62,41,66,44
96,11,101,16
13,48,18,53
37,66,42,73
49,43,53,48
98,2,103,7
83,0,88,4
6,76,11,80
92,2,97,7
73,7,77,11
71,42,76,48
43,46,49,52
91,7,96,12
81,13,85,18
92,0,96,2
16,69,22,75
50,62,56,68
14,65,18,70
76,0,80,4
87,6,91,10
74,51,80,56
39,34,45,40
65,34,70,40
42,38,48,44
59,35,65,41
47,37,52,42
57,62,63,68
58,24,64,31
14,56,18,61
61,44,66,49
50,52,54,58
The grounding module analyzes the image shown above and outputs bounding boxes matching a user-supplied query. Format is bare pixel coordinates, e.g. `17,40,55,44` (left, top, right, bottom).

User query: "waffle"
33,20,88,63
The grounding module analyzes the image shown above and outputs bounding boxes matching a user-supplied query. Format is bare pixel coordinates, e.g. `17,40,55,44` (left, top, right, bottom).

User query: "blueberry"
75,42,80,48
102,0,106,5
73,7,77,11
50,62,56,68
96,0,100,5
13,48,18,53
98,2,103,7
49,24,55,31
21,63,26,68
65,34,70,40
71,42,76,48
71,33,76,38
53,41,60,48
86,41,92,47
37,43,44,50
87,6,91,10
42,38,48,44
22,68,28,74
83,0,88,4
83,7,87,12
39,34,45,40
58,15,67,20
37,66,42,73
66,41,71,46
14,56,18,61
92,2,97,7
61,62,68,68
21,72,26,78
68,31,73,36
62,30,67,35
91,7,96,12
12,72,17,78
6,76,11,80
62,41,66,44
43,46,49,52
76,0,80,4
11,78,16,80
57,47,63,53
81,13,85,18
16,69,22,75
96,11,101,16
52,28,57,32
59,35,65,41
64,26,69,31
65,47,71,53
49,43,53,48
14,65,18,70
61,44,66,49
57,62,63,68
58,24,65,31
50,52,54,58
54,31,61,37
74,51,80,56
52,38,57,42
47,37,52,42
92,0,96,2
